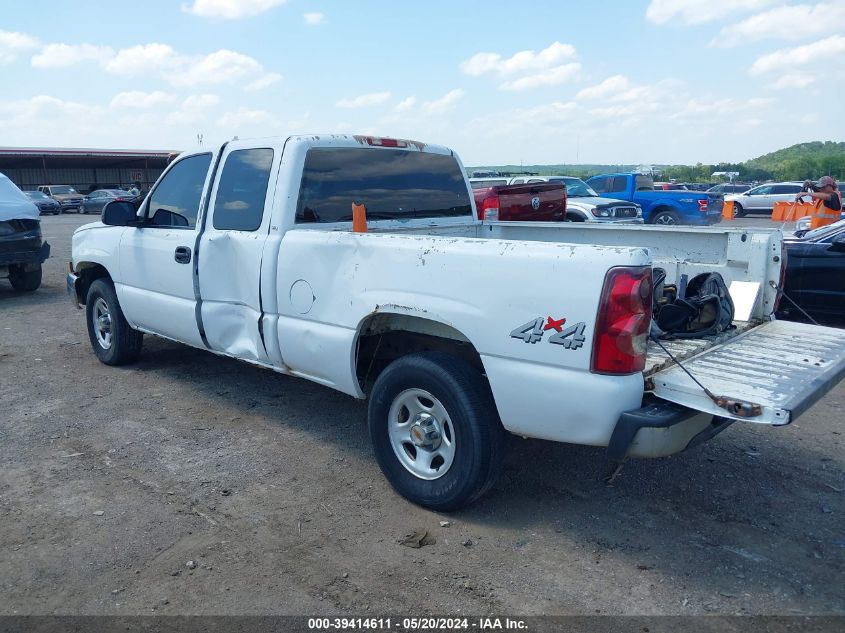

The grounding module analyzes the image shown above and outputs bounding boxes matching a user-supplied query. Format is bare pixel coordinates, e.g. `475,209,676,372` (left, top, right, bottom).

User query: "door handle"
174,246,192,264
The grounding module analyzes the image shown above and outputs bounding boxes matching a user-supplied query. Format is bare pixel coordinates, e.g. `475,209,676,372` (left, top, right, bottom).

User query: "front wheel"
733,203,746,218
651,210,681,225
8,264,41,291
85,278,143,365
368,352,506,511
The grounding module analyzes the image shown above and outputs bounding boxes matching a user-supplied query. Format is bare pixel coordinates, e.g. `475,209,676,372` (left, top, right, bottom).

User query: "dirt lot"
1,214,843,617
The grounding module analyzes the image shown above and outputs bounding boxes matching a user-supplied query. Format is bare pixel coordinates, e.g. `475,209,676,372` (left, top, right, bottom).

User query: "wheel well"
355,313,484,394
75,263,111,304
648,206,676,221
565,212,586,222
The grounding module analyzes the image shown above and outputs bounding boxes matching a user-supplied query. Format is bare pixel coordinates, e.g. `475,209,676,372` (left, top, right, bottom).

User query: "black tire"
8,264,41,291
733,203,746,218
368,351,506,511
651,209,681,225
85,278,143,365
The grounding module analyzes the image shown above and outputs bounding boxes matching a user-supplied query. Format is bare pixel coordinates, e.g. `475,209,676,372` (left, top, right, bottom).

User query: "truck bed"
645,321,758,376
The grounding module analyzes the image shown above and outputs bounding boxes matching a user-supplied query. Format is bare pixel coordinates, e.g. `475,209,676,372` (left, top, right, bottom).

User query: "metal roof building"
0,146,179,194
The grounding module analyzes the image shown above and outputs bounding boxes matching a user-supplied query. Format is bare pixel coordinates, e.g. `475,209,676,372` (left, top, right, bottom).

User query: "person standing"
797,176,841,229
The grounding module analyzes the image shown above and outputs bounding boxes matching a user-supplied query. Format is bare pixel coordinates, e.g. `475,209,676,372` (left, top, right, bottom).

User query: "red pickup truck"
469,178,566,221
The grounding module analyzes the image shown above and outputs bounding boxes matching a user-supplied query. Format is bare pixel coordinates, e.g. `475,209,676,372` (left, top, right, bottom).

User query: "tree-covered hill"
468,141,845,183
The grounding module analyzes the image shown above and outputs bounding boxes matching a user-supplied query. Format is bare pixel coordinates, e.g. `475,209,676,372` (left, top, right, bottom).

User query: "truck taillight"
591,267,653,375
481,191,499,221
697,199,709,212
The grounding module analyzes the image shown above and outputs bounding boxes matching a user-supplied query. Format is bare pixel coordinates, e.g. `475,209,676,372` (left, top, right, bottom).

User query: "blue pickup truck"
585,173,723,225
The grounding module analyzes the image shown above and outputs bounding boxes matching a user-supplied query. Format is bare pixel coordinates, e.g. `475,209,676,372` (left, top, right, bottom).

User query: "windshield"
51,186,77,195
550,177,597,197
25,191,49,199
801,219,845,241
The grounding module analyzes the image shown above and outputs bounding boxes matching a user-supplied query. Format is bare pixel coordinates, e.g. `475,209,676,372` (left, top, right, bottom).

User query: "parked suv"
37,185,85,214
725,182,802,217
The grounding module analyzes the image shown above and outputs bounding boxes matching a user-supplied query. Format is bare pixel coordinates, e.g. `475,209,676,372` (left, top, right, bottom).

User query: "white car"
725,182,802,217
68,135,845,510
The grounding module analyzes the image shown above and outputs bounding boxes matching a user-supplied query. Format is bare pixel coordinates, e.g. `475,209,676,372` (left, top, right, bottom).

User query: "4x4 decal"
510,316,587,350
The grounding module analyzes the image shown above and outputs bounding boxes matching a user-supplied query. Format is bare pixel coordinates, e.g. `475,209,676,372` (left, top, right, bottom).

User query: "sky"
0,0,843,166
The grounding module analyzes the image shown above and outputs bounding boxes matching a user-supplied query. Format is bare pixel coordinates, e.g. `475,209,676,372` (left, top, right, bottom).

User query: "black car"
24,190,61,215
777,219,845,327
81,189,139,215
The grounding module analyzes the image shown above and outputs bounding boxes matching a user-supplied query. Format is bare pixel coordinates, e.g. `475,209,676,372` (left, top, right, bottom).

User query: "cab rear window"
296,148,472,223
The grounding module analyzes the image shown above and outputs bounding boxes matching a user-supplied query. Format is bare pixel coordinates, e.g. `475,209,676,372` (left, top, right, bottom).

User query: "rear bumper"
608,399,733,461
685,212,723,225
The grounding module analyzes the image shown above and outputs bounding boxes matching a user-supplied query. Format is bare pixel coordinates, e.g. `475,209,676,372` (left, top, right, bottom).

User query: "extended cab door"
197,142,280,362
117,151,214,347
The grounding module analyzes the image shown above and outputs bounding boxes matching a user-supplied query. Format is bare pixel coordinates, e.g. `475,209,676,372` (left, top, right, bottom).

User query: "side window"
212,148,274,231
527,179,545,184
510,178,524,185
587,177,607,193
610,176,627,193
146,153,212,228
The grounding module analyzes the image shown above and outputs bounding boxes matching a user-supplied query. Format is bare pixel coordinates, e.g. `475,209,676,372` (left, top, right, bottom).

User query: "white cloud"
499,63,581,91
182,0,287,19
165,94,220,125
336,91,392,108
217,107,272,127
102,44,265,88
244,72,282,91
304,12,325,25
422,89,464,113
110,90,176,109
460,42,579,91
182,94,220,110
646,0,776,25
32,43,113,68
395,96,416,112
800,113,819,124
171,49,262,86
771,73,817,89
713,2,845,46
0,95,103,138
461,41,576,76
103,43,177,75
750,34,845,74
576,75,632,100
670,97,773,119
0,30,39,64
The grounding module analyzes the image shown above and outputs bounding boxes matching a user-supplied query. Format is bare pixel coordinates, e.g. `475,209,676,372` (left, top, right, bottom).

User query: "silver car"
725,182,802,217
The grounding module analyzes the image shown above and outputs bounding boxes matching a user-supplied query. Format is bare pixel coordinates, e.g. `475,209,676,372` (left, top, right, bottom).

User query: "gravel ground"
0,214,843,616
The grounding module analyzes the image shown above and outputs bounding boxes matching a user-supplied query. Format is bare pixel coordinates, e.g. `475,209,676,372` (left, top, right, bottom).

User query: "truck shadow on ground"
128,337,844,608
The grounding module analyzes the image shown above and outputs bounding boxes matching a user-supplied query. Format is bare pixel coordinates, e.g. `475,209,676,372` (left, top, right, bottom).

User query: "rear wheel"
368,352,506,511
8,264,41,291
85,278,143,365
651,209,680,225
733,203,746,218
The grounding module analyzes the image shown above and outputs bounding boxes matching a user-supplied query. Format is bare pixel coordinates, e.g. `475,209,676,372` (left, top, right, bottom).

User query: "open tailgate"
651,320,845,425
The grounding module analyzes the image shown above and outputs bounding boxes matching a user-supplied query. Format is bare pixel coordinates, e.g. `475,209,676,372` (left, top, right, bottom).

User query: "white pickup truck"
68,135,845,510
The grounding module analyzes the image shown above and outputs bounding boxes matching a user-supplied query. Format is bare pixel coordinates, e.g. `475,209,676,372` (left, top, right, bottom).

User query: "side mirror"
829,233,845,252
102,201,137,226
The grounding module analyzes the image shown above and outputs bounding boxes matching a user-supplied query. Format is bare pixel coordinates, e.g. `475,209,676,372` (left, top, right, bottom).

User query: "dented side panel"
272,229,651,441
